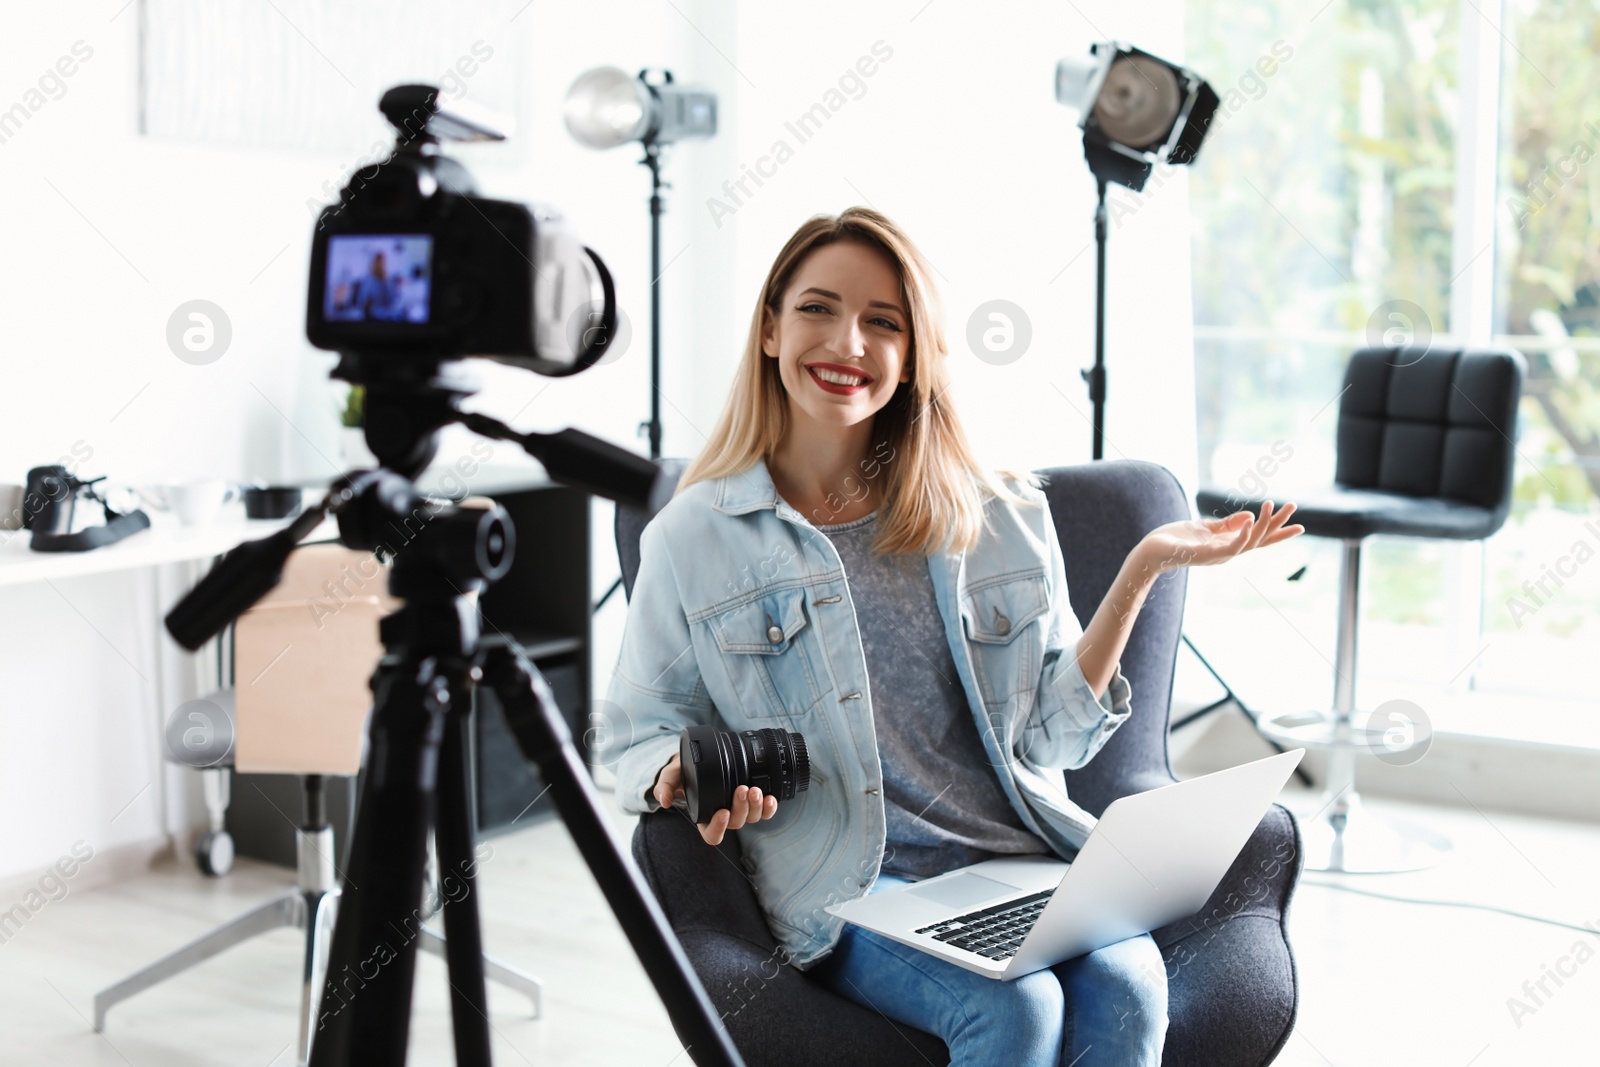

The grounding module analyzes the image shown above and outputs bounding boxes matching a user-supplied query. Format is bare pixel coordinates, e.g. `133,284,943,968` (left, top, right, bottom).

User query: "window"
1181,0,1600,732
1479,0,1600,701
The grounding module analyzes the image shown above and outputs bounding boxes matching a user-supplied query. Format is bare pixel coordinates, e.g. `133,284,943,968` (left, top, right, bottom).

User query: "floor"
2,778,1597,1065
1260,789,1599,1067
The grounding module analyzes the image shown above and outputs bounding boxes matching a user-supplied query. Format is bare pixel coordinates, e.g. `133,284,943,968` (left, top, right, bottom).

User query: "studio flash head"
1055,41,1218,192
563,66,717,149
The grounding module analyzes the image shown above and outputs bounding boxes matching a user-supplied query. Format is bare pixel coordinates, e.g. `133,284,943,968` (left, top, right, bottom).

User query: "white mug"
0,483,24,532
142,481,239,527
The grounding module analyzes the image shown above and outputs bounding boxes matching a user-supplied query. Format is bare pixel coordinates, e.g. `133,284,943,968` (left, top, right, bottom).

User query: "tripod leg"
481,638,745,1067
432,691,493,1062
1178,633,1315,788
307,662,444,1067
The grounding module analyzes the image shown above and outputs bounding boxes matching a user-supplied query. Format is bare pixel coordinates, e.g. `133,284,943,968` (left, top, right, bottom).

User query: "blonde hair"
679,206,1034,556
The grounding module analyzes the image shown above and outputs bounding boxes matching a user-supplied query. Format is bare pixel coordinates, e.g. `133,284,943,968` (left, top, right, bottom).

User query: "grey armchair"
614,459,1302,1067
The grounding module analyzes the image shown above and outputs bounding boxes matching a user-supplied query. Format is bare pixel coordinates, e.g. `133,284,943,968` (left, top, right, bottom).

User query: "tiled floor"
2,781,1596,1065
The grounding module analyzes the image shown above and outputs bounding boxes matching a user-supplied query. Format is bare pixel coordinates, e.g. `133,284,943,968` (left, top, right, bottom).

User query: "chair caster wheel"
196,830,235,877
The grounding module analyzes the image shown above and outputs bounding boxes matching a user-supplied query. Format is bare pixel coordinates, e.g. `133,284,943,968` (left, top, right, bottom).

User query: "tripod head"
162,383,665,653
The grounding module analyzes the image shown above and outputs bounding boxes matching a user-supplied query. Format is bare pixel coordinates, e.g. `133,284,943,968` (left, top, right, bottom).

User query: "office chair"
1196,344,1525,873
613,458,1304,1067
95,543,542,1064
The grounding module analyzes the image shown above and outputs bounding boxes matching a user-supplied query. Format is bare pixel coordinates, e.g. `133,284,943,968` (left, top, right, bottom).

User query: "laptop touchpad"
905,872,1019,909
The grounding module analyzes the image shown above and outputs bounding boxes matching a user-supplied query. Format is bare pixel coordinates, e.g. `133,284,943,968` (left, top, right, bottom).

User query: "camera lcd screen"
323,234,433,324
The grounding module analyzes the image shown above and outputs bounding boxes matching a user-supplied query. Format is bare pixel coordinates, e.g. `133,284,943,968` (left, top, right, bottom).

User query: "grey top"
813,509,1051,880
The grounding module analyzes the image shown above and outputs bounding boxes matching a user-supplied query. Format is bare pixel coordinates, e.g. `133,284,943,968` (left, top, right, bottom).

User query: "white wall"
0,0,1193,882
721,0,1198,485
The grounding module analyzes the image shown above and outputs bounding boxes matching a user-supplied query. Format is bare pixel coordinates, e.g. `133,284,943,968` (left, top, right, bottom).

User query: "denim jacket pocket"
959,571,1049,704
707,585,823,718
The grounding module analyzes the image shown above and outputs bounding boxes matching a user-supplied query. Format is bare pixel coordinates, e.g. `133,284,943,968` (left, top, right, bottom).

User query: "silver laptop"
825,749,1304,981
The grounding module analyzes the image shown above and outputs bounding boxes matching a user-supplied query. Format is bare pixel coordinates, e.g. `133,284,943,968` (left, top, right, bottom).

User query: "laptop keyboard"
912,889,1055,961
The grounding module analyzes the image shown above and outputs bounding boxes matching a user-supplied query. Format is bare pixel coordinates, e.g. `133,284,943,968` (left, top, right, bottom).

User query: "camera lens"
678,724,810,825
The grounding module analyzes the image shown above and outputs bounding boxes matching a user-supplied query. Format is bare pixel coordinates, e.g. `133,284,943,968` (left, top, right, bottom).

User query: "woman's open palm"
1144,501,1304,572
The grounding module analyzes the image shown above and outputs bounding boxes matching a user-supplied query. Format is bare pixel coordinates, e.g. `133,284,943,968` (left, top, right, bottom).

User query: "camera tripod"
166,366,744,1067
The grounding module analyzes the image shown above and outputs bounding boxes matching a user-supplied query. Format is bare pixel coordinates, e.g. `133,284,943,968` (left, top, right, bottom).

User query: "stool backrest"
233,542,395,775
1336,345,1525,529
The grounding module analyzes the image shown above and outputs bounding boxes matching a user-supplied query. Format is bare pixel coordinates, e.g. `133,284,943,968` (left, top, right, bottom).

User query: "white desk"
0,513,337,589
0,461,554,589
0,460,571,890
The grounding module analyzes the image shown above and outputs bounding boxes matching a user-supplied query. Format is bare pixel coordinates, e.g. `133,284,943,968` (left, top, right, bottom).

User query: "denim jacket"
600,458,1133,969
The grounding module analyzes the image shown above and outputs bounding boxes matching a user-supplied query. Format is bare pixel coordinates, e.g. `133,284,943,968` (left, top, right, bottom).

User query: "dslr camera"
306,84,616,379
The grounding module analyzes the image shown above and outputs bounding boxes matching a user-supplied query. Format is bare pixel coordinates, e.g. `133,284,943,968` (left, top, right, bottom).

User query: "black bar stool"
1197,344,1525,872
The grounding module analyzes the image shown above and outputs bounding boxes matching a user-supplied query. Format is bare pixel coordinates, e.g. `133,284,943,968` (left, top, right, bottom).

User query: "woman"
602,207,1301,1066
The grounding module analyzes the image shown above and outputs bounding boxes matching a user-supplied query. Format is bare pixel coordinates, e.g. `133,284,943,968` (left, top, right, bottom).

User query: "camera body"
305,84,616,377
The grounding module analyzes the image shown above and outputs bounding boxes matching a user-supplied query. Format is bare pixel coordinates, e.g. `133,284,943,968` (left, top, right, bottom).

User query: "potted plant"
339,384,376,466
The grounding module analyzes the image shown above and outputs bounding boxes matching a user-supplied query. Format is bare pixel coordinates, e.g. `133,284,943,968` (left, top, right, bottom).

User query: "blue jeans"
809,873,1168,1066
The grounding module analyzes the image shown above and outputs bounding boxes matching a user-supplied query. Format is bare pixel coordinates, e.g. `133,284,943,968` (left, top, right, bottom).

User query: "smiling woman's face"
762,239,912,433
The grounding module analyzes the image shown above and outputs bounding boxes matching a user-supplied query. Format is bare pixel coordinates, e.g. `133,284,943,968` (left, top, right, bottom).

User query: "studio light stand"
563,65,718,458
1054,45,1309,785
564,66,717,612
1055,41,1218,460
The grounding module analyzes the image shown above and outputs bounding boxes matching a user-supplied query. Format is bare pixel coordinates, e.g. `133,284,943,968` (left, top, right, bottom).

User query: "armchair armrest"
1152,803,1303,1067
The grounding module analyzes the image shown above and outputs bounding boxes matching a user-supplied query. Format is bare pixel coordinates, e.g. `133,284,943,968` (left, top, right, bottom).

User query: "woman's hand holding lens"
652,752,779,845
